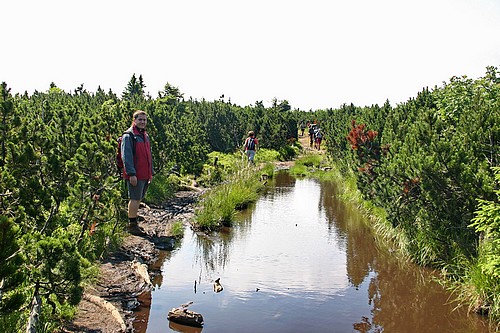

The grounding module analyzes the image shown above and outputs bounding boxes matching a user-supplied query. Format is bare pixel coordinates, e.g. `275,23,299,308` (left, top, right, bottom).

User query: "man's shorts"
127,179,150,200
246,150,256,161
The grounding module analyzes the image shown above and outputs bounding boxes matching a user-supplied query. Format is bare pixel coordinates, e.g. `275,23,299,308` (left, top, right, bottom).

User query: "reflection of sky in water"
232,178,349,295
144,178,492,333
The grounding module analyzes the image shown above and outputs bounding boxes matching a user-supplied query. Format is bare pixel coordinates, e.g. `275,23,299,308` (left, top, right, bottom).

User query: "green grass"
260,163,275,178
442,248,500,329
298,154,323,167
194,165,264,231
144,171,179,205
289,154,326,177
289,163,308,177
254,148,281,163
170,221,184,238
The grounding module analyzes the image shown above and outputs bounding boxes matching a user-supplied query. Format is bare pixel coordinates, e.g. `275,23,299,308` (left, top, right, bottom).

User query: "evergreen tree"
158,82,183,105
122,73,146,101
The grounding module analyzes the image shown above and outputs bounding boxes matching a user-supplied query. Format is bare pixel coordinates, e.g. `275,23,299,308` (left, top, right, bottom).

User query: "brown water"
135,172,492,333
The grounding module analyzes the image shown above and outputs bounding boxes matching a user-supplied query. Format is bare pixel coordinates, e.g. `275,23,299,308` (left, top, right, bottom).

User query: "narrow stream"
135,172,492,333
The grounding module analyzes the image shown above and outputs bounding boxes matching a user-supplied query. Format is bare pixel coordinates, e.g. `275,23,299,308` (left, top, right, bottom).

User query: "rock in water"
167,306,204,327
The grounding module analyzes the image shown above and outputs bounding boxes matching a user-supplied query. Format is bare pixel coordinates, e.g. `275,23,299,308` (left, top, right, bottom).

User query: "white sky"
2,0,500,110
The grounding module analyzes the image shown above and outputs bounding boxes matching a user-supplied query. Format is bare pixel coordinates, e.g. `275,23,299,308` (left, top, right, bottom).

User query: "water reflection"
192,231,233,279
139,173,492,333
332,186,377,289
169,321,203,333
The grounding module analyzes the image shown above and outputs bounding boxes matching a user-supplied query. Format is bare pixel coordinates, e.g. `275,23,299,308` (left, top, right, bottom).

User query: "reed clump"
194,151,273,231
289,154,325,177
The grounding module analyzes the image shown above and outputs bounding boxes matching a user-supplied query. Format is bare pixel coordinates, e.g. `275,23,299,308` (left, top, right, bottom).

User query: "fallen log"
167,305,204,328
131,259,152,288
178,184,203,192
83,294,127,332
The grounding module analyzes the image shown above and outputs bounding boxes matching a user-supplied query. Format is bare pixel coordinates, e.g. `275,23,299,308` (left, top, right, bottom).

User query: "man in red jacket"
121,110,153,230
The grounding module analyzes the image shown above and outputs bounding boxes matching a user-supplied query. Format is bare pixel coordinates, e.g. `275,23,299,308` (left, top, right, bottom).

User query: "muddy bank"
62,191,201,333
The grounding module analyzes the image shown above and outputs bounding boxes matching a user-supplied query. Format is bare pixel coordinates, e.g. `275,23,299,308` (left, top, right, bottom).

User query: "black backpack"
116,130,137,175
246,138,256,150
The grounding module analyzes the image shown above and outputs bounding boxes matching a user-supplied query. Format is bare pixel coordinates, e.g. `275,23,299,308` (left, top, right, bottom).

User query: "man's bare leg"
128,199,141,220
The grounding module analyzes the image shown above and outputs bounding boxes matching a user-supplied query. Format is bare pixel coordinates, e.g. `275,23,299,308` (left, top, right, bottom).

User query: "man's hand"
130,176,138,186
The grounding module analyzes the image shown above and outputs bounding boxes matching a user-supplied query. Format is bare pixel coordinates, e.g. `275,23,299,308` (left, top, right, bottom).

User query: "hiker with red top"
308,122,316,148
243,130,259,165
314,127,323,150
121,110,153,231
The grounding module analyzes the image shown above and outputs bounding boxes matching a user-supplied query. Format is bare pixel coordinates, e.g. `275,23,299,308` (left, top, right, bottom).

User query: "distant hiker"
243,131,259,165
314,127,323,150
300,121,306,136
121,110,153,232
308,123,316,148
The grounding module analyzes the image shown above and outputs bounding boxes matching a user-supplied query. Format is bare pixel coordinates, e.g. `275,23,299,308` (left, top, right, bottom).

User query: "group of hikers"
300,121,323,150
119,110,259,232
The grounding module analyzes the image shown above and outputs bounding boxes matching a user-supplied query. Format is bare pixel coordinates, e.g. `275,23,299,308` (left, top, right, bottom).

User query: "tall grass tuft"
298,154,323,168
289,154,325,176
170,221,184,238
444,254,500,330
260,163,275,179
443,245,500,328
144,171,179,205
289,163,308,177
194,171,263,230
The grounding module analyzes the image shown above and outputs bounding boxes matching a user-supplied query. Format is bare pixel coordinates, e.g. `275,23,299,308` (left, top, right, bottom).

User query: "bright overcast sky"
2,0,500,110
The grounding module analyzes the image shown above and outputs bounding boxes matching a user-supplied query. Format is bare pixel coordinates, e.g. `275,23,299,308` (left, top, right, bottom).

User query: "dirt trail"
299,129,326,154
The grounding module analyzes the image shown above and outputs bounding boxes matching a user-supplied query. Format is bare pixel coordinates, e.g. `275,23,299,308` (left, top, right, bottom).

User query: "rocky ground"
62,191,201,333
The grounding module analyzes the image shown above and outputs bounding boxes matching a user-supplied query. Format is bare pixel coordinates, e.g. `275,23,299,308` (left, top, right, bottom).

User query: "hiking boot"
127,222,145,236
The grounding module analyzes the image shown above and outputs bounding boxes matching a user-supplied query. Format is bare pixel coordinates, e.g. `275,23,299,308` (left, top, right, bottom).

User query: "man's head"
248,131,255,137
132,110,147,130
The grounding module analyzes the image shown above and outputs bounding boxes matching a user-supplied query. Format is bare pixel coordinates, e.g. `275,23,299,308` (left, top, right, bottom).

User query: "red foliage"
402,177,421,196
346,120,378,150
89,220,97,236
346,119,383,179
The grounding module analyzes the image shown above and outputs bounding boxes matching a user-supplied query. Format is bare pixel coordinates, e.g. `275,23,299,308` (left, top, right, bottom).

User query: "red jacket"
121,126,153,181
